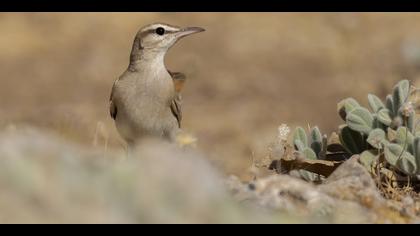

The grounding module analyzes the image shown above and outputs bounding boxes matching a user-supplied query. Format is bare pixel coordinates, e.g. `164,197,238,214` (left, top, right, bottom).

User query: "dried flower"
277,124,290,142
401,101,415,117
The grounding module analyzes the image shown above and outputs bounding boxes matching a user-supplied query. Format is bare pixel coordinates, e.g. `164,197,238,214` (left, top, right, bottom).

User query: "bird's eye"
155,27,165,35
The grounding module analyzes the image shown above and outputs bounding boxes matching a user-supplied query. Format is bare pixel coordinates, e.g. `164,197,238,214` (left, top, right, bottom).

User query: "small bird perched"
109,23,205,149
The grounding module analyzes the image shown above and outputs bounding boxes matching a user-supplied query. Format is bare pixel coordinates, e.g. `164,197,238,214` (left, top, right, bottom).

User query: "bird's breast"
142,73,174,101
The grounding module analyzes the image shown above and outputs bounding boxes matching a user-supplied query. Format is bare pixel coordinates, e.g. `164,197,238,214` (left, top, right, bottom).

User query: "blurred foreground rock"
227,157,419,223
0,126,297,223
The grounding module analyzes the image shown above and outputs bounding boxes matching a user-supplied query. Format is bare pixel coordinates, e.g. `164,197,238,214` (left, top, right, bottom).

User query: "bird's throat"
129,49,166,72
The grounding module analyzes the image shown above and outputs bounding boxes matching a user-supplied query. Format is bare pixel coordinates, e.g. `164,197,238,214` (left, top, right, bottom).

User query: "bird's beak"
176,27,205,38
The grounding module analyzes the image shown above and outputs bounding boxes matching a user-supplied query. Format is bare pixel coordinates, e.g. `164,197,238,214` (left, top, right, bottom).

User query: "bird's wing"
168,70,186,93
109,80,118,120
168,70,186,128
170,96,182,128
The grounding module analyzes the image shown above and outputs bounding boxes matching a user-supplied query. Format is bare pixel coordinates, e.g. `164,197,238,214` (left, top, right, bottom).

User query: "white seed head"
277,124,290,142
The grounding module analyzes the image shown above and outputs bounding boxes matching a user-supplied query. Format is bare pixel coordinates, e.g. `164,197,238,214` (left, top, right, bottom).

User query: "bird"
109,23,205,151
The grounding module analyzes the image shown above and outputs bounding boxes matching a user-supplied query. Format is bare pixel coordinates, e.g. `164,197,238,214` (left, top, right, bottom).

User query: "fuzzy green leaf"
393,80,410,115
395,127,414,154
368,94,385,113
346,107,374,134
384,143,417,175
310,126,322,143
311,142,322,158
337,98,360,121
339,125,366,154
319,134,328,160
293,127,308,150
386,95,395,117
294,147,319,180
367,128,386,149
377,108,392,126
294,139,306,152
414,137,420,174
310,127,322,156
398,80,410,103
359,150,378,170
303,147,317,160
408,112,415,134
397,156,417,176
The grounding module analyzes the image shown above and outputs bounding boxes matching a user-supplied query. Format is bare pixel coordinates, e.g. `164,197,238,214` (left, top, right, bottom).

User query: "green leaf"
319,134,328,160
367,128,386,149
310,127,322,156
294,139,306,152
311,142,322,158
408,112,415,134
397,156,417,176
377,108,392,126
395,127,414,154
398,80,410,103
393,88,402,117
303,147,317,160
393,80,410,115
337,98,360,121
339,125,366,154
346,107,374,135
359,150,378,171
414,137,420,174
368,94,385,113
386,95,395,118
372,113,387,130
385,143,404,166
297,147,319,181
293,127,308,151
344,98,360,113
384,143,417,175
310,126,322,143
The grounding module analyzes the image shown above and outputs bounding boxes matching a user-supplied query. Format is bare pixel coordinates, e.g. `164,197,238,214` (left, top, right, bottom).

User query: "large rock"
227,157,416,223
320,156,383,207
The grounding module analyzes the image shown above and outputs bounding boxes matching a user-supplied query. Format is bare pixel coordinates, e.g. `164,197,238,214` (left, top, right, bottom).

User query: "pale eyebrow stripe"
141,28,177,37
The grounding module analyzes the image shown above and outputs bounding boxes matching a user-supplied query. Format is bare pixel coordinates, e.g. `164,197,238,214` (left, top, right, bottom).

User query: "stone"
320,156,383,207
227,157,418,223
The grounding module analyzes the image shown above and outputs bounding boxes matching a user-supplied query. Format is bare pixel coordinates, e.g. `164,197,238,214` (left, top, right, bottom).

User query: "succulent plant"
292,126,327,181
284,79,420,184
337,80,420,176
292,126,349,181
293,126,328,160
339,125,367,154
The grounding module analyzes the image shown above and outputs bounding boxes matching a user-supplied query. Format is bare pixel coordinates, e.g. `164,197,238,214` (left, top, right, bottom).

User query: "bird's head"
134,23,205,52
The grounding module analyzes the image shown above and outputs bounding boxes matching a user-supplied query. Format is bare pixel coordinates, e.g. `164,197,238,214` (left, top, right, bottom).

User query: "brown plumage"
168,70,186,128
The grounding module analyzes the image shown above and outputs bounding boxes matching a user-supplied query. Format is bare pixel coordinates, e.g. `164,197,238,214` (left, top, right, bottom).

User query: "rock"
320,156,383,207
227,157,418,223
227,173,377,223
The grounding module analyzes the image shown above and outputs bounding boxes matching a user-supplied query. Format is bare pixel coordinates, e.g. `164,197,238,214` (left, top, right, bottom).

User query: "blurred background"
3,13,420,180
